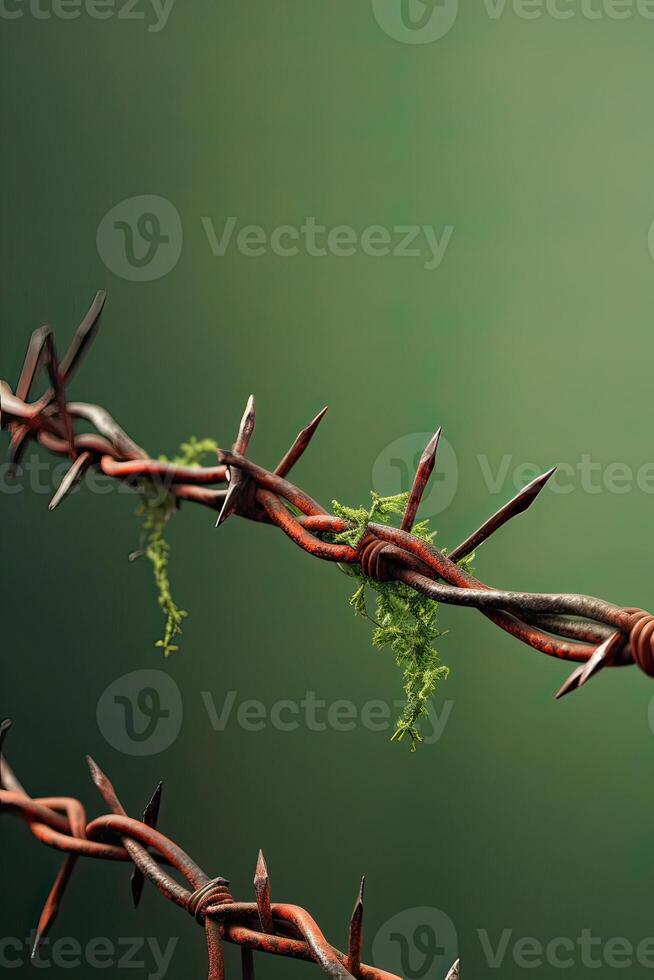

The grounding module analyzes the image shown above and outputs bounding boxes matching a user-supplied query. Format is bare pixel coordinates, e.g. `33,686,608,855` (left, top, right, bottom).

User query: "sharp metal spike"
131,781,163,909
554,663,585,700
0,719,12,789
444,958,460,980
216,396,256,528
86,755,121,813
253,850,274,934
215,478,241,528
233,395,256,455
347,876,365,978
555,632,622,700
16,325,50,402
60,290,107,383
449,466,557,564
401,428,441,532
43,331,75,458
49,451,92,511
31,855,78,959
275,406,329,478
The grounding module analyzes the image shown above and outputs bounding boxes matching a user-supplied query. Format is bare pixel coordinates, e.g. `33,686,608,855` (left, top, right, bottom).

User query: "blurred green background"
3,2,654,977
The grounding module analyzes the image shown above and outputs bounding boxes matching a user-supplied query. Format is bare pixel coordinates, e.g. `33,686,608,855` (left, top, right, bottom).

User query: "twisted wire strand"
0,722,450,980
2,292,653,703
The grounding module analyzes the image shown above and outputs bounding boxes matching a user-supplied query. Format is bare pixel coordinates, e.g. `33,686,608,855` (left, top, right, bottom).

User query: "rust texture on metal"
2,292,653,700
0,722,459,980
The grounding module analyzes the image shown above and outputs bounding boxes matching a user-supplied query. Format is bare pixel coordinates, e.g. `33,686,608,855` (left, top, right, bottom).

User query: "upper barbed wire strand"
2,292,654,699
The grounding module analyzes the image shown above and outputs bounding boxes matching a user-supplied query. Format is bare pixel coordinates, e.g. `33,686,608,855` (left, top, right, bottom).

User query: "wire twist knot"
187,878,234,923
359,535,393,583
625,609,654,677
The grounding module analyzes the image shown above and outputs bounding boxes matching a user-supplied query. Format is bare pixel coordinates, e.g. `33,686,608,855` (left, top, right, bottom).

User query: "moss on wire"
332,492,473,752
133,438,218,656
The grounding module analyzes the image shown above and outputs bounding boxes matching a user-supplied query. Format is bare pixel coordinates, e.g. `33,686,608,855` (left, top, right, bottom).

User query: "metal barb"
401,428,441,532
449,466,557,564
131,781,163,908
234,395,256,455
275,406,329,478
254,850,274,934
32,856,78,959
216,395,256,527
555,632,624,700
347,876,365,978
1,731,416,980
0,719,12,788
60,290,107,383
444,959,460,980
49,451,92,511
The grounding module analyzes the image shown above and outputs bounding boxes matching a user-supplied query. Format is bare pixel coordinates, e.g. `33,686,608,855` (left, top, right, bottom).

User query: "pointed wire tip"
554,669,583,700
422,426,442,462
400,427,442,532
519,465,557,504
554,632,620,700
254,849,274,933
0,720,11,788
132,781,164,909
215,483,239,528
308,405,329,429
445,959,460,980
146,780,164,809
85,754,104,785
299,405,329,443
254,848,269,883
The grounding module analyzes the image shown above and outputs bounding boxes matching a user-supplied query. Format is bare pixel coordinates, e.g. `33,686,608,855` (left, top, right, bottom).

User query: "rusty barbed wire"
0,721,460,980
1,290,652,699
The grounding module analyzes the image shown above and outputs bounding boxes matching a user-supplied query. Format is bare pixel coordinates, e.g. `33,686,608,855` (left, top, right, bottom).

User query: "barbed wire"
0,721,459,980
2,291,652,703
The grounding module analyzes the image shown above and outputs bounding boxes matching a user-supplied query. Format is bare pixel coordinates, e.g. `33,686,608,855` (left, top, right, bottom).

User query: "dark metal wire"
2,292,653,703
1,721,462,980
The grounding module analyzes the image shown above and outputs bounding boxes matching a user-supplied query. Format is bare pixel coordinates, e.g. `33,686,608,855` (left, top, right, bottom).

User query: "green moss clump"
134,437,218,656
332,492,473,751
